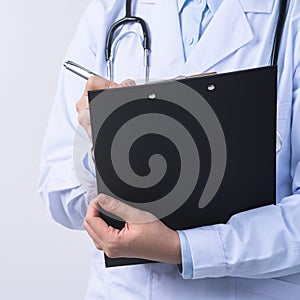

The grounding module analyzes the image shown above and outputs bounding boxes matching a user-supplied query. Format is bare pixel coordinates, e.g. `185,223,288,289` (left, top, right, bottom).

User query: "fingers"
84,76,118,96
97,194,157,224
75,98,88,114
83,219,104,251
84,199,110,246
76,76,117,116
76,76,116,142
86,198,108,225
76,76,134,143
77,108,92,140
85,76,135,94
85,198,122,237
86,198,101,216
84,195,161,260
85,198,123,257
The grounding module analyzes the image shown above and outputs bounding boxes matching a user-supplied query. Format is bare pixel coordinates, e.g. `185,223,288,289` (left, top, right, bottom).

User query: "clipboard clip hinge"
175,72,217,80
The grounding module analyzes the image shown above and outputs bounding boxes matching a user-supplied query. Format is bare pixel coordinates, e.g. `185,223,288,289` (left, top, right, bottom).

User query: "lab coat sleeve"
38,0,105,230
179,22,300,280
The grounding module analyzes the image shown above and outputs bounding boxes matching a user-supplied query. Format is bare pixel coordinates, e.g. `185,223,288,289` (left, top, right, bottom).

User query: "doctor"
39,0,300,299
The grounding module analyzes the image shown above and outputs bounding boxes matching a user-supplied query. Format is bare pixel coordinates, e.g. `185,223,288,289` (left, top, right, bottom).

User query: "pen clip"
64,61,99,80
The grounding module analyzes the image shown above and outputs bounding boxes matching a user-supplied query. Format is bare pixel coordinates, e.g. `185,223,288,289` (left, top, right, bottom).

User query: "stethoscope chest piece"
276,131,282,154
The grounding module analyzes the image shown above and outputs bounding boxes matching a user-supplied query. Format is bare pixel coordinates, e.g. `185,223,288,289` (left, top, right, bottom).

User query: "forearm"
179,196,300,280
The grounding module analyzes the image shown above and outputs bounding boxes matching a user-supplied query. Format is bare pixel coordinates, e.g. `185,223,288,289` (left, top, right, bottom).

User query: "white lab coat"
39,0,300,299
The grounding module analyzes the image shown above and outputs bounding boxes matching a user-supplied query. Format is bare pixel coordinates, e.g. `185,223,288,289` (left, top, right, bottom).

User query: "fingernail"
122,79,136,87
98,194,108,205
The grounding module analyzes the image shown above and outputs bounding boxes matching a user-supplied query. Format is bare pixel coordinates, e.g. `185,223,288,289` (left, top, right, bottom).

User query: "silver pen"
64,60,146,85
63,61,99,80
64,61,217,84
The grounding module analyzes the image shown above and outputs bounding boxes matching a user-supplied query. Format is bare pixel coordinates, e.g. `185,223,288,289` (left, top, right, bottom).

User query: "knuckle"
87,75,117,90
76,100,87,116
87,76,97,89
95,243,102,251
107,199,119,212
105,247,119,258
77,113,82,124
87,76,103,90
107,80,117,89
84,216,91,225
83,220,88,230
77,111,89,127
105,250,116,258
77,112,85,125
75,100,81,113
105,239,121,258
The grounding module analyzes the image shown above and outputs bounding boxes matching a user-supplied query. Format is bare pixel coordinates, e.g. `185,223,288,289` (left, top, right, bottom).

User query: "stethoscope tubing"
105,0,288,153
105,0,150,82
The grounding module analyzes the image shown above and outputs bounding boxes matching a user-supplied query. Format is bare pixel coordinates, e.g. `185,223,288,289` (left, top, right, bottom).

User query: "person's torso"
85,0,299,299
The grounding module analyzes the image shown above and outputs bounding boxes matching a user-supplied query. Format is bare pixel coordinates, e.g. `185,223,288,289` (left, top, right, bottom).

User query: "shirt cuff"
177,230,194,279
83,148,96,178
183,226,227,279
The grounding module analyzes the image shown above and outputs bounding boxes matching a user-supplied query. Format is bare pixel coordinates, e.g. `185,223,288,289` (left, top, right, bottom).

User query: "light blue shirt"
178,0,223,60
177,0,222,279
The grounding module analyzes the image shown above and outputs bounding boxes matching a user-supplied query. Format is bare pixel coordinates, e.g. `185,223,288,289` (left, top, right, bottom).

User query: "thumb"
98,194,156,224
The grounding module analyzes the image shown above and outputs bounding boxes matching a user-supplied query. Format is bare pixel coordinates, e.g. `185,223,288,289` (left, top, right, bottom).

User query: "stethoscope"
105,0,288,154
105,0,150,83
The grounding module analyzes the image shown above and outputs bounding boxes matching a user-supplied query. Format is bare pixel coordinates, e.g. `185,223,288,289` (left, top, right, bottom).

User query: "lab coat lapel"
137,1,185,78
181,0,254,75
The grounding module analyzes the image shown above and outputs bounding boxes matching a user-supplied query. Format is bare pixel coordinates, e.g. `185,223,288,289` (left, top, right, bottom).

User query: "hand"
84,194,182,264
76,76,135,143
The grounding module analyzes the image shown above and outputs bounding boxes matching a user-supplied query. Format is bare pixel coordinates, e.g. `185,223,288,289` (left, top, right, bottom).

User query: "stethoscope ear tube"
105,0,150,82
270,0,289,66
273,1,289,155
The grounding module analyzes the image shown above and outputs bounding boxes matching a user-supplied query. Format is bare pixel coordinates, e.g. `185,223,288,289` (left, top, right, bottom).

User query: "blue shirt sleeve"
177,230,194,279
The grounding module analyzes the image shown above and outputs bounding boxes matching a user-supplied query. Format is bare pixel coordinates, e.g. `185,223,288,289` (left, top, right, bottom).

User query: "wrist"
167,230,182,264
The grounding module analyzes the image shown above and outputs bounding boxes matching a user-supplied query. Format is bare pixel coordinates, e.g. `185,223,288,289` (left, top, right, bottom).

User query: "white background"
0,1,93,299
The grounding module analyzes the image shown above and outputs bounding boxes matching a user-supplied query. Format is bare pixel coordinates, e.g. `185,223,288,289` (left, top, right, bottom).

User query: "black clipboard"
88,66,277,268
